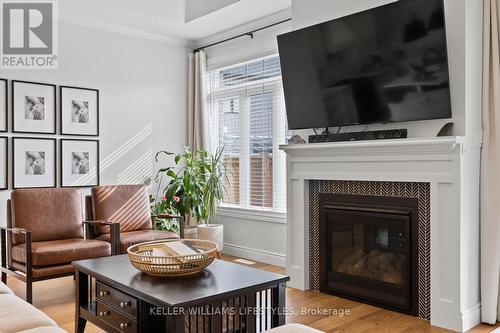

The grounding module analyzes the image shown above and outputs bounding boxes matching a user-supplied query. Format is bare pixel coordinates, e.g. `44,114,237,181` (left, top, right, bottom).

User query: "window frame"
209,59,287,214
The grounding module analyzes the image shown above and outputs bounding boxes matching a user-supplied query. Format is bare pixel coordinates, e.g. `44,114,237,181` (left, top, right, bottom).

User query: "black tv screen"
278,0,452,130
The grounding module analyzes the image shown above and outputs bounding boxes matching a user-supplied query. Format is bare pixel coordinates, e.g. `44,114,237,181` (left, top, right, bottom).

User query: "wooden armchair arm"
0,226,30,234
0,226,32,284
82,220,116,226
82,220,120,255
152,215,185,238
83,220,106,239
153,214,181,219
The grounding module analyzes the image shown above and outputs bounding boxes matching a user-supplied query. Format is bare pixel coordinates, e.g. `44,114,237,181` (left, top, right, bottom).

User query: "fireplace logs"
336,249,404,285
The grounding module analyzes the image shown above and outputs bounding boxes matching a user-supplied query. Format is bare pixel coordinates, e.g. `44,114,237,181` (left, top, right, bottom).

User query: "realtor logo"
1,0,58,69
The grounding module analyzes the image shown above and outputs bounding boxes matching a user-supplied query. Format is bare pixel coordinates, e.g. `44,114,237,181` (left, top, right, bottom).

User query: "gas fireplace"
319,193,419,315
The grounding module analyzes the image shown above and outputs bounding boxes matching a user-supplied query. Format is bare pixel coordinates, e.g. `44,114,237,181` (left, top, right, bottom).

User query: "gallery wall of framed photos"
0,78,100,189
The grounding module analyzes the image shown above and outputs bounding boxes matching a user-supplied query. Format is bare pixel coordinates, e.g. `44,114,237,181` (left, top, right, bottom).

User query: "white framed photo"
60,139,99,187
12,81,56,134
0,79,7,132
60,86,99,136
13,137,56,189
0,137,7,190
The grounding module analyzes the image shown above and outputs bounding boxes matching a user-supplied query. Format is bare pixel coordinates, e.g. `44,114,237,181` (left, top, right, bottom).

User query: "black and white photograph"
72,100,89,123
0,79,7,132
60,139,99,187
0,137,7,190
12,81,56,134
72,152,89,174
13,137,56,188
60,86,99,136
25,151,46,175
25,96,45,120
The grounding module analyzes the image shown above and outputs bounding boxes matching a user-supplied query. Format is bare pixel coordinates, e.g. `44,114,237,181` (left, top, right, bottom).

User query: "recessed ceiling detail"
185,0,241,23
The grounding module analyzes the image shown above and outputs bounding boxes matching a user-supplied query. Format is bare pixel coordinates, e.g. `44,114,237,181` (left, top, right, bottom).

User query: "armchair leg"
26,278,33,304
1,229,6,284
25,231,33,304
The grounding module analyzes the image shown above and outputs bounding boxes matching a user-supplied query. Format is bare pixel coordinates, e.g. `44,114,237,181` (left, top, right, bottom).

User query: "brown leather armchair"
85,184,184,254
0,188,112,303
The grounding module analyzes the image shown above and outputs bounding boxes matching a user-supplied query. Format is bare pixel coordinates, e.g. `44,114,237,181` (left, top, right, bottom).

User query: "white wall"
462,0,483,324
213,208,287,266
0,22,189,225
291,0,469,139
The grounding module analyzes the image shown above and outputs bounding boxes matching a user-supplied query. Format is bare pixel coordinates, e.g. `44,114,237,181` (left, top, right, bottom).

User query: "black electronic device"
309,129,408,143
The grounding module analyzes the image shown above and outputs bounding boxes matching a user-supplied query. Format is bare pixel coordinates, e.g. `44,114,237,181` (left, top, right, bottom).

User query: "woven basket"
127,239,218,277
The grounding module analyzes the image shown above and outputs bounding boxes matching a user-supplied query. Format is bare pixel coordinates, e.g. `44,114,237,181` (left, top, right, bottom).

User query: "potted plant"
153,146,226,250
149,193,182,235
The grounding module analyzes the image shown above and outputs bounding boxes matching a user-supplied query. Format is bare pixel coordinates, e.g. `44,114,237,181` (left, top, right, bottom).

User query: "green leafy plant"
151,146,226,232
149,193,181,234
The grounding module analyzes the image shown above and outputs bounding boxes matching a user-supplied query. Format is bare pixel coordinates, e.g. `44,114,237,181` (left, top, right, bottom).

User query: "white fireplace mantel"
280,136,480,332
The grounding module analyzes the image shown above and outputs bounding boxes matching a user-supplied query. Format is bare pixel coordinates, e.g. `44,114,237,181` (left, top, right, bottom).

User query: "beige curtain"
482,0,500,324
187,50,208,153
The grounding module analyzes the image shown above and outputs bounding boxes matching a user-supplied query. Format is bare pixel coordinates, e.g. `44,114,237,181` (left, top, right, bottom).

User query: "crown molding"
59,17,196,49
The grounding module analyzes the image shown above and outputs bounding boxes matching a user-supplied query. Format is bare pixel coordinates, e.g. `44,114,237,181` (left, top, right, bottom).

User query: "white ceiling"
185,0,241,23
59,0,291,46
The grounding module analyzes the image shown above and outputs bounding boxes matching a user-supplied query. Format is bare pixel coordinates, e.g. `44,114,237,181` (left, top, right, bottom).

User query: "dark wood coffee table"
73,255,289,333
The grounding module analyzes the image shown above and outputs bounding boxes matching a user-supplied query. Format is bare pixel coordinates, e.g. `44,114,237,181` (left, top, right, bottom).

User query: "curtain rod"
193,18,291,53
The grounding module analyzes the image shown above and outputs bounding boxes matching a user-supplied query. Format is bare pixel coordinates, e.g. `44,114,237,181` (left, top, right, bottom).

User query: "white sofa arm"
17,326,68,333
0,294,66,333
0,281,13,294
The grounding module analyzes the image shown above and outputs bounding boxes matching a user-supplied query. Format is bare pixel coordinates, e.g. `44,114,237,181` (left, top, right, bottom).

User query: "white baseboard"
222,243,286,267
461,303,481,332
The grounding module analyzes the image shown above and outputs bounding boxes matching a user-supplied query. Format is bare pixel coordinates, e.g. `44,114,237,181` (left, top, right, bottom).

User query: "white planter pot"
183,225,198,239
197,224,224,252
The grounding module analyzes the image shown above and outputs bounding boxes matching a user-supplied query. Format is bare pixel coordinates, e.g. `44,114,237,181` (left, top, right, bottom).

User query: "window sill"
216,206,287,224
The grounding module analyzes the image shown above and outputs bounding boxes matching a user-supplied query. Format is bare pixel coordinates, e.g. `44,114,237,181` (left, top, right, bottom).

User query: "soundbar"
309,129,408,143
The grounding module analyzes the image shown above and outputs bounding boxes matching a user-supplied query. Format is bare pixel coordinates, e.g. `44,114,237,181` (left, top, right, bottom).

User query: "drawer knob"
99,290,110,297
120,301,131,308
99,311,110,317
120,322,131,329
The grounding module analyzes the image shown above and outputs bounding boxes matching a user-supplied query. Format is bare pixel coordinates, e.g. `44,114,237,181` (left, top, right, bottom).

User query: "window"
206,55,290,213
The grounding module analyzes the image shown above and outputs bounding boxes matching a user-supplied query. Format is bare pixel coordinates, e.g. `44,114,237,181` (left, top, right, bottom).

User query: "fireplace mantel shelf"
280,136,466,157
281,134,479,332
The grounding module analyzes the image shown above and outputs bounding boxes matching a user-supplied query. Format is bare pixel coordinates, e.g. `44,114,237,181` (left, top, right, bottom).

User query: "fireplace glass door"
323,208,411,311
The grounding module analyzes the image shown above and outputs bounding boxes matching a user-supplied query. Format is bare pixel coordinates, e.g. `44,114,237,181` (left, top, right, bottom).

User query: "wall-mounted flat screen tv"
278,0,452,130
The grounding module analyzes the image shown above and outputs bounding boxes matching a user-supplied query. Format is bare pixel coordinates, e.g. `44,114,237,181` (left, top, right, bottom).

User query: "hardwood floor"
5,255,499,333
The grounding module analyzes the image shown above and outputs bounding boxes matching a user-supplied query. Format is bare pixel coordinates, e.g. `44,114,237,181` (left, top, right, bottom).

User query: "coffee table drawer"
96,301,137,333
96,281,138,318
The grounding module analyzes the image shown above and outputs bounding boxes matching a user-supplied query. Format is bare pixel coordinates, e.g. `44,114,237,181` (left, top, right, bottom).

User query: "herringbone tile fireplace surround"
308,180,430,319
